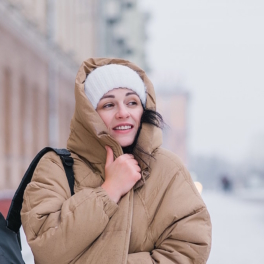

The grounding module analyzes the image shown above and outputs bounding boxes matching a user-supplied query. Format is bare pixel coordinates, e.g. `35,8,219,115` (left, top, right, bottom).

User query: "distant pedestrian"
221,175,232,192
21,58,212,263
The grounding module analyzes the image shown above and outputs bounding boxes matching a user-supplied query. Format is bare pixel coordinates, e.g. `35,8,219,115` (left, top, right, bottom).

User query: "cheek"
135,110,143,125
98,112,111,127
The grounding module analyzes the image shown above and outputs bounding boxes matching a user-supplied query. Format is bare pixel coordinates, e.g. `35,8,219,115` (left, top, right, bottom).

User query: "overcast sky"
140,0,264,164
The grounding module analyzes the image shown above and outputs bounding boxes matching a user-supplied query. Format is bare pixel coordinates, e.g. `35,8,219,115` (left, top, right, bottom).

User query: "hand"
101,146,141,203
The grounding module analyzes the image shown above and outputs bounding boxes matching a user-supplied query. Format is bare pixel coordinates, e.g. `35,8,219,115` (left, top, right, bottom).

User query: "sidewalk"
235,188,264,203
202,191,264,264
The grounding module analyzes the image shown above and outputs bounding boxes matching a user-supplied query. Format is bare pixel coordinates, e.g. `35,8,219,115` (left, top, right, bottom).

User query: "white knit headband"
84,64,146,109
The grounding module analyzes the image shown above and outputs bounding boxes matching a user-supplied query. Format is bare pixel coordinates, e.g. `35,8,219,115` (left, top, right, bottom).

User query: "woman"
21,58,212,263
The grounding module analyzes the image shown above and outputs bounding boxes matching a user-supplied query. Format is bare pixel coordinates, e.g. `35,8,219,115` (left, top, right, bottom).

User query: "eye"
103,103,114,108
127,101,138,106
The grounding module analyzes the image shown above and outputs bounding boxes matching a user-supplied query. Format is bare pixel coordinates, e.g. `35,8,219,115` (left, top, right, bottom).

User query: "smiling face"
96,88,144,147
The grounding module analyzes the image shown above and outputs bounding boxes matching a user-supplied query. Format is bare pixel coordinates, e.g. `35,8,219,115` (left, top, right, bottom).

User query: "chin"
118,139,134,147
113,134,136,148
120,142,133,147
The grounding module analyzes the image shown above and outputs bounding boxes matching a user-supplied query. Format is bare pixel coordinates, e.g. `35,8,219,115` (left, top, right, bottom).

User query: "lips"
113,124,133,130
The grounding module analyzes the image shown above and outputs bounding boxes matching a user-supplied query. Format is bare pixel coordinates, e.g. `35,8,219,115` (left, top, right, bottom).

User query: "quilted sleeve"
21,152,118,264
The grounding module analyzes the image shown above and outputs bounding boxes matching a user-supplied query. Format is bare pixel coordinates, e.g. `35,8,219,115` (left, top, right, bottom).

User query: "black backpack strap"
6,147,75,234
53,148,75,196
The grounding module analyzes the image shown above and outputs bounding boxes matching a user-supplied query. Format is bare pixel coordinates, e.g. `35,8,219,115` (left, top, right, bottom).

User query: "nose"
115,105,130,119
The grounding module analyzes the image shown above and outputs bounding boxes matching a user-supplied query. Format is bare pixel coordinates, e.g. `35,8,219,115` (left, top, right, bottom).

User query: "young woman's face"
96,88,144,147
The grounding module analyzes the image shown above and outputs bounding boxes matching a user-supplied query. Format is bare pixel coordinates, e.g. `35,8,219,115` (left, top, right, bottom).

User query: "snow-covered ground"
202,191,264,264
21,227,34,264
20,191,264,263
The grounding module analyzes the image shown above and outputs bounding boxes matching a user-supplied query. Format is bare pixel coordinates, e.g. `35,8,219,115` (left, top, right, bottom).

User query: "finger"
134,165,141,172
122,154,134,159
130,159,138,165
105,146,114,167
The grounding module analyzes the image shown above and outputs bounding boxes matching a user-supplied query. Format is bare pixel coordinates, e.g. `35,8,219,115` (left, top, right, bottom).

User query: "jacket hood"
67,58,162,180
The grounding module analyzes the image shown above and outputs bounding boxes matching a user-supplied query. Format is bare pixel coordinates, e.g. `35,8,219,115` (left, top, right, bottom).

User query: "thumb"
105,146,114,167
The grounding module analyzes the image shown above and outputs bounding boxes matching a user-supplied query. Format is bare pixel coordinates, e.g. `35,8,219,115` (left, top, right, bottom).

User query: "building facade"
0,0,148,193
0,0,79,191
97,0,149,70
156,89,189,165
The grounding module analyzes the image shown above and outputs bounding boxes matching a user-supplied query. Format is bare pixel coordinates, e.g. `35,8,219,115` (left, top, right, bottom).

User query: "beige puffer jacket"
21,58,212,264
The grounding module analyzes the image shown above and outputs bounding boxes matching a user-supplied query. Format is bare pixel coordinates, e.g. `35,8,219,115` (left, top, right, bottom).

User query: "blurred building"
156,88,189,165
0,0,148,192
97,0,149,70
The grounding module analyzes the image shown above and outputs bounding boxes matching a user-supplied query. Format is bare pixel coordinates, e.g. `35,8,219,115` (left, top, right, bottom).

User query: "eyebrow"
100,95,115,99
126,92,137,96
100,91,137,100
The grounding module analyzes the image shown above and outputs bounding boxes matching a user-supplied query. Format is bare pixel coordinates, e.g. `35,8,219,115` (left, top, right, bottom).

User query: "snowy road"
202,191,264,264
21,191,264,263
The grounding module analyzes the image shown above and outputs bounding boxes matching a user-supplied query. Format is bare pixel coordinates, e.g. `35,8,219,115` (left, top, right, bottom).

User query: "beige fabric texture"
21,58,212,264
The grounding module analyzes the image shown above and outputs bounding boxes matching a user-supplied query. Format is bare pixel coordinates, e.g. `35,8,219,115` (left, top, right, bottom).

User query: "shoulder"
38,150,64,167
147,147,208,222
150,147,188,181
31,150,73,182
152,147,185,170
27,150,72,196
70,152,102,189
33,151,63,177
149,147,202,200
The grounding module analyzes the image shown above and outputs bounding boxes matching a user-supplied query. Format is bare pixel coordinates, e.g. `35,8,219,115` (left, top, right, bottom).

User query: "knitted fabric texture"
84,64,146,108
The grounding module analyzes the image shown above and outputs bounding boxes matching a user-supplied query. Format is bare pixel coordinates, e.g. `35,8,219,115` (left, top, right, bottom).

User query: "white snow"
202,191,264,264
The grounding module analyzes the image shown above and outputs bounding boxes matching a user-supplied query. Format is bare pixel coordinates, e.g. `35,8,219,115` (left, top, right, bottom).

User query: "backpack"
0,147,75,264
